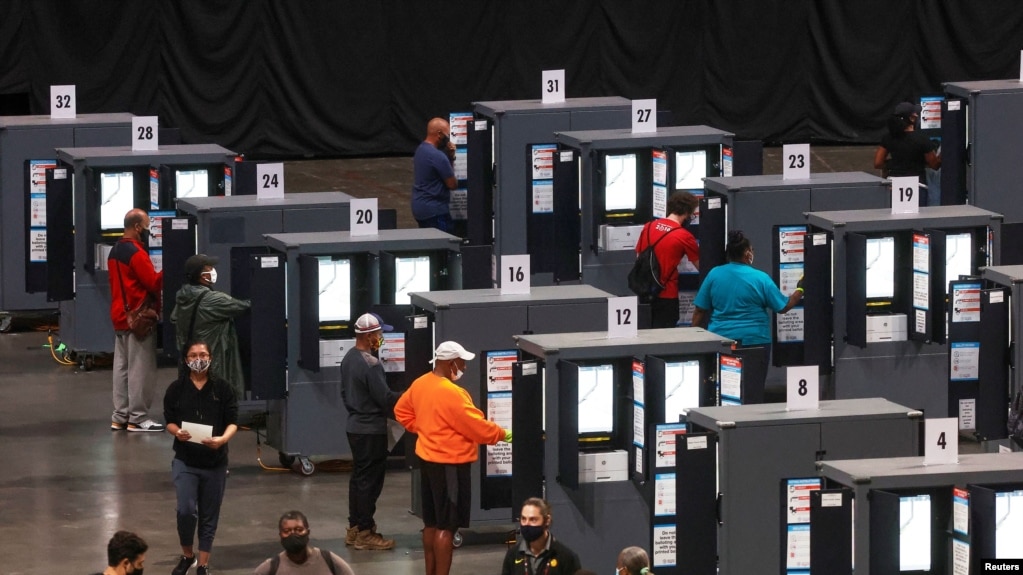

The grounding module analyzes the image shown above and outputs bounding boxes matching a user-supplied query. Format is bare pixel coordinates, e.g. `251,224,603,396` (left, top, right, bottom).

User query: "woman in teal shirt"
692,231,803,390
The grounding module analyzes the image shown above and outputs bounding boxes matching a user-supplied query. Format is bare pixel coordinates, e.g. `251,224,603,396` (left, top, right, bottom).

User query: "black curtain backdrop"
3,0,1022,157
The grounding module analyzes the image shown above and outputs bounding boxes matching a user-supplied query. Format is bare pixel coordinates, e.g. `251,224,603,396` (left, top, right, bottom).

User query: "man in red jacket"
108,209,165,432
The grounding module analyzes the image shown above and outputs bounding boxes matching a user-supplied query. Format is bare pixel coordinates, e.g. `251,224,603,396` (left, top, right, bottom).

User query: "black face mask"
520,524,546,543
436,134,450,149
281,533,309,554
138,227,151,244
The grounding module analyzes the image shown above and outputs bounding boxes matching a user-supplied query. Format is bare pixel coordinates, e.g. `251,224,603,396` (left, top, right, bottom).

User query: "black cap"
184,254,219,282
894,102,921,118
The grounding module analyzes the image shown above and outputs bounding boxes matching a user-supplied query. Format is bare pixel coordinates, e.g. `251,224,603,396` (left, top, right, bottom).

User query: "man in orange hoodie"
394,341,512,575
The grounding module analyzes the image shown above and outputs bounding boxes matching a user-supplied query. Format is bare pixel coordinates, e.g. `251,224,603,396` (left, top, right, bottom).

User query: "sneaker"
354,528,395,550
171,555,196,575
110,421,125,431
127,420,165,432
196,566,210,575
345,525,359,546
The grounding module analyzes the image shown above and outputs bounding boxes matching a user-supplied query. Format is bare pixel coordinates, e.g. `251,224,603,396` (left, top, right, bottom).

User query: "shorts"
420,460,471,531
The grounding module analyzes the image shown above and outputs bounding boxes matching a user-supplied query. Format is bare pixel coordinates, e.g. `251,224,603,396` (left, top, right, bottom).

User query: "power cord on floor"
249,417,354,473
46,332,77,366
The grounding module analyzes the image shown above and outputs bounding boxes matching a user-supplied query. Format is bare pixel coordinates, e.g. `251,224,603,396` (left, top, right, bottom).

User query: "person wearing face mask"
171,254,251,400
253,510,355,575
91,530,148,575
411,117,458,233
501,497,582,575
633,191,701,328
692,231,803,393
108,208,165,432
394,340,512,575
164,340,239,575
339,312,401,550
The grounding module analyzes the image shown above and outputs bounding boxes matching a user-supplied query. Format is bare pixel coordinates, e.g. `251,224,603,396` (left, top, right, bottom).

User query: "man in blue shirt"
411,117,457,232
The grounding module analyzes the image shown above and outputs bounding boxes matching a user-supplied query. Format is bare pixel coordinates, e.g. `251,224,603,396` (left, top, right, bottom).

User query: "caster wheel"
0,315,12,333
279,452,297,467
82,356,95,371
298,457,315,476
452,532,463,548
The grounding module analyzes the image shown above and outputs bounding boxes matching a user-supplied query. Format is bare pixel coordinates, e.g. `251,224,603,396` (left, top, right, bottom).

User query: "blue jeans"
416,213,452,233
172,458,227,552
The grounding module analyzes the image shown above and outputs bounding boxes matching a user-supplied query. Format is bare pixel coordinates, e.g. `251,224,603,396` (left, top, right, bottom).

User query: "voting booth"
407,285,613,528
514,328,733,573
254,229,462,472
817,452,1023,575
552,126,733,296
0,113,133,328
47,144,235,361
802,206,1002,417
944,80,1023,252
686,399,920,575
699,172,890,374
465,98,632,287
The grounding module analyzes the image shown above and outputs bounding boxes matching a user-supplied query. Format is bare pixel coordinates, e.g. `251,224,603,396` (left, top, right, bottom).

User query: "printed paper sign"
607,296,639,339
951,283,981,322
952,487,969,536
132,116,159,151
652,524,677,567
633,402,645,448
50,85,76,118
785,478,821,524
448,112,473,146
652,150,668,186
531,180,554,214
350,198,378,236
256,163,285,199
500,255,530,295
485,392,512,476
785,524,811,569
776,307,804,343
783,144,810,180
949,341,980,381
485,350,517,392
923,417,959,465
541,69,566,104
778,226,806,263
632,99,657,133
912,233,929,272
531,144,556,180
719,355,742,402
379,332,405,373
654,424,687,468
654,473,676,516
786,365,819,411
891,176,919,214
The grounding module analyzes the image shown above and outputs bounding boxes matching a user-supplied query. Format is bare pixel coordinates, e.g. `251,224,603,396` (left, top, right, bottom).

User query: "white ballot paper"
181,421,213,445
387,418,406,452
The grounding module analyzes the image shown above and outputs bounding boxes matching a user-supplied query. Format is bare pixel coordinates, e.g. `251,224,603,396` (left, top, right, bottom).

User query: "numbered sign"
541,69,566,104
256,163,285,199
782,144,810,180
500,254,531,295
786,365,819,411
349,198,378,236
607,296,639,339
923,417,959,465
132,116,159,151
632,99,657,134
50,85,76,119
891,176,920,214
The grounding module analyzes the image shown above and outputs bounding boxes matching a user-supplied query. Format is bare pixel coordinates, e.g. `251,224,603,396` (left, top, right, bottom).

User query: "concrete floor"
1,145,888,574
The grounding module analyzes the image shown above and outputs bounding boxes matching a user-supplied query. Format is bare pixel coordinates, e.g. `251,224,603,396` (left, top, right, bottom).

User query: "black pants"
347,432,389,530
650,297,680,329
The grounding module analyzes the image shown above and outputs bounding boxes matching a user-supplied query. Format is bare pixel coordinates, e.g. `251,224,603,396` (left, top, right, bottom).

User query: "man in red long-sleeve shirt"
108,209,164,432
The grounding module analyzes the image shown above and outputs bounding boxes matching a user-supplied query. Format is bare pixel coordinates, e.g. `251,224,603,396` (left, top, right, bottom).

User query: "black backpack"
268,548,338,575
628,224,680,301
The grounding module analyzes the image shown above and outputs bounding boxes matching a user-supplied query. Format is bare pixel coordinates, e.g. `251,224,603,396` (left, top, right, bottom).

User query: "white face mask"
450,367,464,381
203,268,218,284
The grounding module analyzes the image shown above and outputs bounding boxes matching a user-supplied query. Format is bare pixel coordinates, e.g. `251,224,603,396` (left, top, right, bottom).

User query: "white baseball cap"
430,341,475,364
354,313,393,334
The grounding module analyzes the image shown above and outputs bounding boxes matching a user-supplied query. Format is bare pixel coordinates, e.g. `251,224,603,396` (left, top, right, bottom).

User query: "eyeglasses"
280,526,308,536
